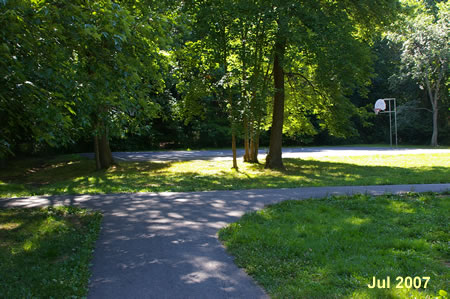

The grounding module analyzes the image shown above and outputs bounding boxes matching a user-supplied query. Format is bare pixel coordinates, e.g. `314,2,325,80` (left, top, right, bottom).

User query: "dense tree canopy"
1,0,448,168
1,0,168,168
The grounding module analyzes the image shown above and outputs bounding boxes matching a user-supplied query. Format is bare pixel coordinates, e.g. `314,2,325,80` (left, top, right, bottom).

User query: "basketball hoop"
374,98,398,148
374,99,386,113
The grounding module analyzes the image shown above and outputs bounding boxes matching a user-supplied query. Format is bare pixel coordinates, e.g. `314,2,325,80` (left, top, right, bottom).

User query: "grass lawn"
0,206,102,298
218,193,450,298
0,153,449,197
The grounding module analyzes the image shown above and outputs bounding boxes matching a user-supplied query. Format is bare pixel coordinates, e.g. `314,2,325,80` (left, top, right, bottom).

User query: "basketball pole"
389,100,392,148
375,98,398,148
394,98,398,147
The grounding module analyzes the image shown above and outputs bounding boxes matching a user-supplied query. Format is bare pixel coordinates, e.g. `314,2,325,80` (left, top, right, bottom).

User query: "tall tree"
264,0,402,169
66,1,167,169
181,0,247,169
388,0,449,146
182,0,275,168
265,28,286,169
1,0,168,168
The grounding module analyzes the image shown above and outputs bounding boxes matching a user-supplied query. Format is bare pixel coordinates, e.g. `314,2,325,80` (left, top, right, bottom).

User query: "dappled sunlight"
22,239,38,252
344,216,370,226
218,193,449,297
350,286,429,299
56,191,272,297
0,221,21,230
1,185,449,297
180,256,228,284
167,212,184,219
387,201,416,214
0,206,102,297
1,153,449,197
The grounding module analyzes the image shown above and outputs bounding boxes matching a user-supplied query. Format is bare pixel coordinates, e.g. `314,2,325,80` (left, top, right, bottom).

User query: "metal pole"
394,99,398,147
388,100,392,148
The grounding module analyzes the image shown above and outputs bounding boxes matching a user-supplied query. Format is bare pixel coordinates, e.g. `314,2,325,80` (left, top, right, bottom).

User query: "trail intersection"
2,184,449,298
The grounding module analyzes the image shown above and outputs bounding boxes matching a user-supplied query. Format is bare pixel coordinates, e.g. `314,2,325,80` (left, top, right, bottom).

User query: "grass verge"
218,193,449,298
0,153,449,197
0,206,102,298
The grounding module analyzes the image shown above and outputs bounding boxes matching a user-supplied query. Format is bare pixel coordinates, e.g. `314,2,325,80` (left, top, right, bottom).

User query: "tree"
180,0,273,169
180,0,402,169
389,0,449,146
263,0,402,169
1,0,168,168
0,0,77,159
64,1,168,169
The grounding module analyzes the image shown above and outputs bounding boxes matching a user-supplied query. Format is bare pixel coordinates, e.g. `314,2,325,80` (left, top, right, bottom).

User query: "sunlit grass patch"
0,153,448,197
0,206,102,298
218,193,450,298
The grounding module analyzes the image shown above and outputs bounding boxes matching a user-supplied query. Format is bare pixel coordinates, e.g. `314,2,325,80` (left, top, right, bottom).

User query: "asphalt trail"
2,184,449,298
80,146,450,162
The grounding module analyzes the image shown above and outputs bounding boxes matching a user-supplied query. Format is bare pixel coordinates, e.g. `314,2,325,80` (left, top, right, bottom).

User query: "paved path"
81,147,450,162
1,184,449,298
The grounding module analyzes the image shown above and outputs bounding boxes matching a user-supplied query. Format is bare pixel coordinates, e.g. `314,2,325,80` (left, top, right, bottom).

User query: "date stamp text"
368,276,430,289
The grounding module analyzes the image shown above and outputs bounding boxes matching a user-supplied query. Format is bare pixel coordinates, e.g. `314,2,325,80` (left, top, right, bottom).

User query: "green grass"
0,206,102,298
0,153,449,197
324,144,450,149
218,193,450,298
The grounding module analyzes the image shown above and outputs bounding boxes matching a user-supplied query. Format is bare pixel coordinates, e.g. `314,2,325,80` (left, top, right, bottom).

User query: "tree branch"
404,107,433,113
285,72,327,100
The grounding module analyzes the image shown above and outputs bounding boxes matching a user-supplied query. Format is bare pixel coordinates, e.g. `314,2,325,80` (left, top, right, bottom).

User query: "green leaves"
1,0,170,157
386,0,449,145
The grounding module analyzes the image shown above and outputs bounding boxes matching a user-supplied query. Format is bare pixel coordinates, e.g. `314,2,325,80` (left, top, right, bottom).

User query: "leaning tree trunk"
265,35,286,170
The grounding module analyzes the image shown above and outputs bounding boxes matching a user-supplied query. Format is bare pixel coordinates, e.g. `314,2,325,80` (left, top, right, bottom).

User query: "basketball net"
374,108,382,115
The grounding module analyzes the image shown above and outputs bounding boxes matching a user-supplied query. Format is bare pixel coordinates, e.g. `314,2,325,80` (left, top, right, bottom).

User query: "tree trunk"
99,132,114,169
426,80,439,147
249,128,260,163
249,126,255,161
94,124,114,170
232,130,238,169
94,135,101,170
265,35,285,170
431,106,438,147
243,117,250,162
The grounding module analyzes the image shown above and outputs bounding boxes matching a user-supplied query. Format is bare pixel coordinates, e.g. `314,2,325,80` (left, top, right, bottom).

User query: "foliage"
0,153,448,197
1,0,446,158
0,0,169,160
396,100,433,144
0,0,77,158
66,0,165,136
388,0,449,146
0,206,102,298
394,2,449,87
219,193,449,298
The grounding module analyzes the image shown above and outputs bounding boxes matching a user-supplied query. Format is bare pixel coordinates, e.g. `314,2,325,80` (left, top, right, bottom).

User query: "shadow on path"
80,147,450,162
1,184,449,298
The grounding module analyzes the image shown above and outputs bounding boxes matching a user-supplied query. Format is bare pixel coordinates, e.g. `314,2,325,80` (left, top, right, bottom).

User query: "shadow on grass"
1,184,448,297
0,156,449,197
219,194,449,298
0,207,101,298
